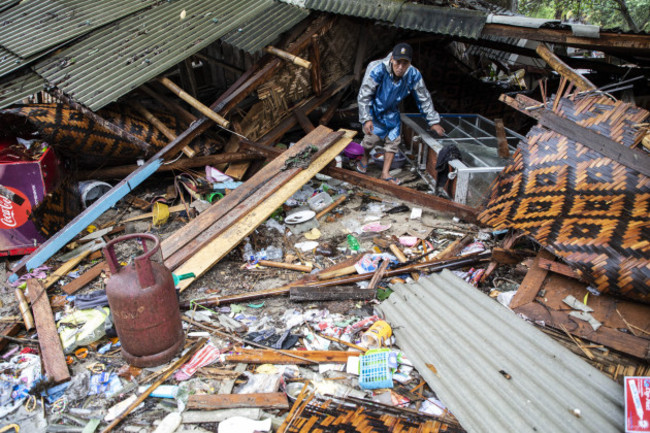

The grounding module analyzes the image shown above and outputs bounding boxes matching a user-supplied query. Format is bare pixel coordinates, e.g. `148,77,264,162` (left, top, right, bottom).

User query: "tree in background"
518,0,649,32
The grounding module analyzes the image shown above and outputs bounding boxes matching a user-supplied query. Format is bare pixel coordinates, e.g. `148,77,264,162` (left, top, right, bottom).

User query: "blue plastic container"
359,349,396,389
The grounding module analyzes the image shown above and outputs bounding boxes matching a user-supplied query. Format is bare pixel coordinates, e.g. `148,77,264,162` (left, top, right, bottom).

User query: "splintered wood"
277,393,465,433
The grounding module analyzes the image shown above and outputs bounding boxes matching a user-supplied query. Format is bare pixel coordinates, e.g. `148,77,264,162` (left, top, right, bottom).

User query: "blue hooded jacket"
358,53,440,141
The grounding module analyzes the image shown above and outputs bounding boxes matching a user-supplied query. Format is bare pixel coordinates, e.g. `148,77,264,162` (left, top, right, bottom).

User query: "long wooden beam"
27,279,70,384
482,24,650,54
323,167,479,223
78,152,262,180
535,44,596,91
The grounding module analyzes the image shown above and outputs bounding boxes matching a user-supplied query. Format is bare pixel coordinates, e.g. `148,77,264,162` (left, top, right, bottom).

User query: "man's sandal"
382,176,400,185
355,161,368,174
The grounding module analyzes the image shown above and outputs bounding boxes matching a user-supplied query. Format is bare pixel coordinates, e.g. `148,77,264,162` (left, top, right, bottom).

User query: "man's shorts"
360,133,401,154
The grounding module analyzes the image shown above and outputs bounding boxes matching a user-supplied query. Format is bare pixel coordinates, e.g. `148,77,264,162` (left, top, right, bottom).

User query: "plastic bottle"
347,234,360,252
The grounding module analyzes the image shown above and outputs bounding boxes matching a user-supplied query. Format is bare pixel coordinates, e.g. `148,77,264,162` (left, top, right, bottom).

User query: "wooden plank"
26,279,69,383
225,348,362,364
187,393,289,411
537,258,583,281
290,286,375,302
514,303,650,360
174,130,355,292
161,125,334,261
61,261,108,295
43,249,92,290
322,166,479,223
509,249,555,310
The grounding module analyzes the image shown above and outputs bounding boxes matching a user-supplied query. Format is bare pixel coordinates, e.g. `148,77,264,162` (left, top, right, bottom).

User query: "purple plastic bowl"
343,141,364,159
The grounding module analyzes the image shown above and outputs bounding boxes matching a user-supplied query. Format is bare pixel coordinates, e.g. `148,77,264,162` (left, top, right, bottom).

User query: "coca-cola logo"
0,186,30,230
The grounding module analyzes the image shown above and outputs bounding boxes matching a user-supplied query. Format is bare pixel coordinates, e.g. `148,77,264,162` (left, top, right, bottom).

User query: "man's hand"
363,120,374,136
430,123,445,137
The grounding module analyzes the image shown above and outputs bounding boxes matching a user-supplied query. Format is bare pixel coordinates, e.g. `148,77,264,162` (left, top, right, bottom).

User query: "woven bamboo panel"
479,94,650,303
281,394,463,433
0,103,220,165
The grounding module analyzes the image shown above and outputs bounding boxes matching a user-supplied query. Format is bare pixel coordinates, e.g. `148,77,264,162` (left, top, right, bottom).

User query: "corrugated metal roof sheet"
34,0,273,111
0,46,28,78
0,0,17,14
378,269,624,433
394,4,485,38
0,72,44,108
288,0,405,23
222,2,310,54
0,0,156,58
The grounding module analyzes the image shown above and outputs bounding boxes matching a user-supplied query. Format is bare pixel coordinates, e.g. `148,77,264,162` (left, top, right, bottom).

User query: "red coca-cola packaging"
0,139,59,256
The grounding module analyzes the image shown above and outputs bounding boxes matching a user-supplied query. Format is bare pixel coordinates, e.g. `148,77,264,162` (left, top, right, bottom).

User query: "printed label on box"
0,186,31,229
625,376,650,432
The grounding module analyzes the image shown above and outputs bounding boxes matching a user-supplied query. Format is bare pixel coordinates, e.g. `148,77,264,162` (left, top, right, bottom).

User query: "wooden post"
535,44,597,92
157,77,230,128
132,101,196,157
494,119,510,159
294,110,315,133
354,24,370,83
264,46,312,69
181,58,199,98
309,34,322,96
319,91,344,126
46,87,152,154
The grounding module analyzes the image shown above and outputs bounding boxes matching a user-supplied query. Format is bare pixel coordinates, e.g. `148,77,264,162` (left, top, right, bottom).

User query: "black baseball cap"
392,43,413,62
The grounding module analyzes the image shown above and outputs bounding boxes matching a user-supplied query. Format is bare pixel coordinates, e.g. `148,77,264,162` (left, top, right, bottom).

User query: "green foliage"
518,0,650,31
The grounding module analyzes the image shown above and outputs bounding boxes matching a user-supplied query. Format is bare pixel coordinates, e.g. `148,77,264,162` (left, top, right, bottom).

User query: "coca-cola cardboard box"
0,139,59,256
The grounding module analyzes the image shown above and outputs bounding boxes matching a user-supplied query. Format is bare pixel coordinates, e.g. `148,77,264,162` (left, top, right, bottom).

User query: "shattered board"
478,94,650,303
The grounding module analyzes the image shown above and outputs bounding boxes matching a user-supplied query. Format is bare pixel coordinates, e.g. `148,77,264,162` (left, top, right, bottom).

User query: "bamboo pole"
264,46,312,69
257,260,313,273
157,77,230,128
132,101,196,157
317,265,357,280
15,289,34,331
536,44,596,92
99,338,207,433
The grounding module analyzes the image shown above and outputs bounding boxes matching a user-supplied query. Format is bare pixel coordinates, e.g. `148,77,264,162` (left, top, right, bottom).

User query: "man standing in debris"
357,42,445,184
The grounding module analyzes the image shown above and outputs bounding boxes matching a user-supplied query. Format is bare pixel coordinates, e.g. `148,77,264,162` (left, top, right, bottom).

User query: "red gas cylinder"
103,233,184,367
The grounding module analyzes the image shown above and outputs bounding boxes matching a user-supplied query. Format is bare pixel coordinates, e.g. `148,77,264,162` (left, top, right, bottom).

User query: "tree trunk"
612,0,639,32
